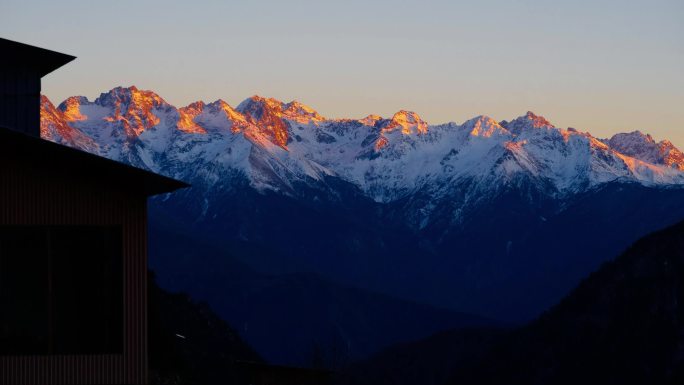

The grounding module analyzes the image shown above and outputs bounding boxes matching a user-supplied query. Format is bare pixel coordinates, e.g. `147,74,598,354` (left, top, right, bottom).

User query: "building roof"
0,127,189,196
0,38,76,77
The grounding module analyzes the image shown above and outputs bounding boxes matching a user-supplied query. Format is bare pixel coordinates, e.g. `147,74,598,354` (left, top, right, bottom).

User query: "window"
0,226,123,355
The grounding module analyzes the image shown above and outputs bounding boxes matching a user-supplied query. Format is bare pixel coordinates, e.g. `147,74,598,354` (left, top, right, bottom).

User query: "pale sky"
1,0,682,145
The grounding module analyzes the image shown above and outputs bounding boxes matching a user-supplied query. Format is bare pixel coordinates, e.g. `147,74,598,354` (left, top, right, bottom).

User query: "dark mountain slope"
340,219,684,385
453,218,684,385
151,177,684,324
147,214,495,367
336,328,506,385
437,182,684,321
148,272,262,385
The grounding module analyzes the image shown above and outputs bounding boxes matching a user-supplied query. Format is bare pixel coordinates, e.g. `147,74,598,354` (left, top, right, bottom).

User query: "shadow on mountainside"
338,219,684,385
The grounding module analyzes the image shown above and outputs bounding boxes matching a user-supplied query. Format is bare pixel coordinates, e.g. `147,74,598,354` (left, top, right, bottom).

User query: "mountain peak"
93,86,170,136
207,99,230,109
40,95,97,152
103,85,138,98
185,100,206,110
608,131,658,152
500,111,555,135
178,101,207,134
359,114,383,127
206,99,250,132
207,99,238,115
236,96,289,148
96,85,168,107
522,111,554,128
236,96,283,119
611,130,655,144
608,131,684,170
463,115,508,138
284,100,312,113
247,94,274,102
57,96,91,121
283,100,325,123
391,110,422,121
385,110,428,135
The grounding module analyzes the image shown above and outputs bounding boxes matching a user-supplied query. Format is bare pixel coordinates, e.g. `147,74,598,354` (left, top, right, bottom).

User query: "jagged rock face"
40,95,97,152
235,96,291,148
607,131,684,171
90,85,169,136
177,101,207,134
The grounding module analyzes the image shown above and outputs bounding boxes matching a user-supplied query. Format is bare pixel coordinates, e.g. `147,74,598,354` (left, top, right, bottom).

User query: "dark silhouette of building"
0,38,188,385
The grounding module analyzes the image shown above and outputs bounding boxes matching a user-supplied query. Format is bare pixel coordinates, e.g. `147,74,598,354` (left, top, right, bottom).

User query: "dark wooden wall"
0,156,149,384
0,68,40,137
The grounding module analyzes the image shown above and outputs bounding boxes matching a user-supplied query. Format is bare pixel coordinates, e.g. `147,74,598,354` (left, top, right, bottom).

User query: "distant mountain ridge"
39,86,684,327
41,86,684,201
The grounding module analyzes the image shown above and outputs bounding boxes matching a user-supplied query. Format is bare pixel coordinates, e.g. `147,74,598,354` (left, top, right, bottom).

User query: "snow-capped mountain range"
36,85,684,362
38,85,684,327
41,86,684,205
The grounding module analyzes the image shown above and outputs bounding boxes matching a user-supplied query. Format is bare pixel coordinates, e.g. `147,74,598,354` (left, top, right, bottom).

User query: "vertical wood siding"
0,68,40,137
0,157,148,385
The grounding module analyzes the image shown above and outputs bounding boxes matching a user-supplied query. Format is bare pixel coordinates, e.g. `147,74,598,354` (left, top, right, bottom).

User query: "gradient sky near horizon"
1,0,682,145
